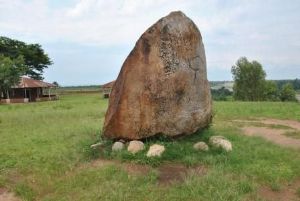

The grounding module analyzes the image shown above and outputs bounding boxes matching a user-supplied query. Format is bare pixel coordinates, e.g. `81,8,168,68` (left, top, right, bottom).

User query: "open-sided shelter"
0,77,58,104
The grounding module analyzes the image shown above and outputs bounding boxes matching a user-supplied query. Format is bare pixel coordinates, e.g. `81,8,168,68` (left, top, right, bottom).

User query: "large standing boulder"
103,11,212,140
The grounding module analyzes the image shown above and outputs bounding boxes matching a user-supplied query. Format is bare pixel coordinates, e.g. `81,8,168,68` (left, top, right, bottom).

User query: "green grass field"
1,94,300,201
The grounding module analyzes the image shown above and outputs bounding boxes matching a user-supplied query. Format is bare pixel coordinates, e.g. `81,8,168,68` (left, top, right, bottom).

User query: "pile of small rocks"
106,135,232,158
193,136,232,152
111,140,166,157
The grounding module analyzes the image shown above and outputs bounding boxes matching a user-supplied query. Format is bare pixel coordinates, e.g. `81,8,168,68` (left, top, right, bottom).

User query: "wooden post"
48,88,50,100
24,88,27,98
7,90,9,99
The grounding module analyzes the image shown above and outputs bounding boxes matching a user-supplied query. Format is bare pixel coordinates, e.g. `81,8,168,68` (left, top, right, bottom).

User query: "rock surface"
193,141,209,151
112,141,124,151
146,144,165,157
209,136,232,152
127,140,145,154
103,11,212,140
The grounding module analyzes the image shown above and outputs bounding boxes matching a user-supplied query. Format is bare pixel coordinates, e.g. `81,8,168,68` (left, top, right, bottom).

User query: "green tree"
264,80,279,101
231,57,266,101
0,55,26,98
52,81,60,87
0,36,52,80
280,83,296,102
292,78,300,90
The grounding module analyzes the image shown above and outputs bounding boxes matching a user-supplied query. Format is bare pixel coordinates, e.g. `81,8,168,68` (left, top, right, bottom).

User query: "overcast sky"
1,0,300,86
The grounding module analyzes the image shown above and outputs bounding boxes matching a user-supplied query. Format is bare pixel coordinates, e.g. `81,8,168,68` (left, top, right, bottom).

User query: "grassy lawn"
0,94,300,201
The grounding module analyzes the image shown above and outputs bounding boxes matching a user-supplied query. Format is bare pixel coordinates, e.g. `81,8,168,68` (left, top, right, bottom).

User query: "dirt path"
235,118,300,149
260,119,300,131
259,178,300,201
242,127,300,149
0,188,21,201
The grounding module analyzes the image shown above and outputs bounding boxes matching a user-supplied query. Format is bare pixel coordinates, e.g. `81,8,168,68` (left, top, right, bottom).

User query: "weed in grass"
284,131,300,139
14,183,35,201
0,175,6,187
267,124,292,130
237,180,255,194
270,182,281,191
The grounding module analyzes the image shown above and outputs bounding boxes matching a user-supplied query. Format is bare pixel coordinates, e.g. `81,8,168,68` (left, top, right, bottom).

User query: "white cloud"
0,0,213,45
0,0,300,83
66,0,97,17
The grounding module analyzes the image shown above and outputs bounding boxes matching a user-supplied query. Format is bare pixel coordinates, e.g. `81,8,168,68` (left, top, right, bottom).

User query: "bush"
280,83,297,102
211,87,233,101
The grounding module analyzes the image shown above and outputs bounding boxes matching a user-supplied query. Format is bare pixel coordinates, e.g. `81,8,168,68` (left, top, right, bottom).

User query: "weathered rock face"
103,11,212,140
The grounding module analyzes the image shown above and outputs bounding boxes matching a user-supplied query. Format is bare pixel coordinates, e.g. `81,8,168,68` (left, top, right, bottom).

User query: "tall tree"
0,36,52,80
0,55,26,98
231,57,266,101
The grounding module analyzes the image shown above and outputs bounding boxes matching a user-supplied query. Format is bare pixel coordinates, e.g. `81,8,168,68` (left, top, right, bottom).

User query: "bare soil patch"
260,119,300,131
79,159,206,186
242,127,300,149
0,188,21,201
235,118,300,149
233,118,300,130
157,163,207,186
259,179,300,201
123,163,152,176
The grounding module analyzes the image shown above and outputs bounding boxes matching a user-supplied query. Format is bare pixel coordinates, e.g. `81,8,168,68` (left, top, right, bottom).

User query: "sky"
0,0,300,86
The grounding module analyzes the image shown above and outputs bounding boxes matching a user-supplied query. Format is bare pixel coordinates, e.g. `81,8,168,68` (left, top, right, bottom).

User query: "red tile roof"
12,77,56,88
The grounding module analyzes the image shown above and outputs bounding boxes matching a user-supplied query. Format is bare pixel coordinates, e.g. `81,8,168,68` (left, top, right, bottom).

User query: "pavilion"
0,77,58,104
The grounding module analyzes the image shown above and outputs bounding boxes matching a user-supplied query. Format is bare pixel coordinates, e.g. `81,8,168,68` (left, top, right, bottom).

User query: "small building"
101,80,115,98
0,77,58,104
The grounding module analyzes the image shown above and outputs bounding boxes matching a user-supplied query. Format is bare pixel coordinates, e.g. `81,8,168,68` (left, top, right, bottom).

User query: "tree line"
211,58,298,102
